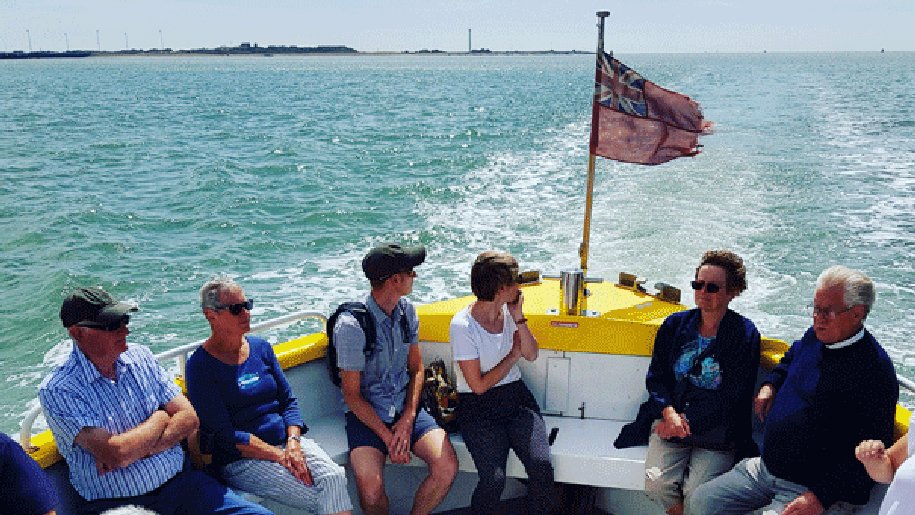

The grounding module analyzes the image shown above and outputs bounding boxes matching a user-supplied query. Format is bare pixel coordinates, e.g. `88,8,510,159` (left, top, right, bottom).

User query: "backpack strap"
396,298,412,344
326,302,377,387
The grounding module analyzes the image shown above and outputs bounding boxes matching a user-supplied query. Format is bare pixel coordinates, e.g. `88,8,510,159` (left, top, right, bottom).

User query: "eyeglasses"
401,270,417,278
806,304,852,320
215,299,254,315
78,315,130,332
690,280,722,294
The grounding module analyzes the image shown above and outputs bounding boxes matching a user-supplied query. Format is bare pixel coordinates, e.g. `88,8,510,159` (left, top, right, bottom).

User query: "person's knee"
356,473,386,507
434,451,459,483
422,440,458,486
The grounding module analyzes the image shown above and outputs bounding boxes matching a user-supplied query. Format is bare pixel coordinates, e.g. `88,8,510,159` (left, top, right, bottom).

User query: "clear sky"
2,0,914,53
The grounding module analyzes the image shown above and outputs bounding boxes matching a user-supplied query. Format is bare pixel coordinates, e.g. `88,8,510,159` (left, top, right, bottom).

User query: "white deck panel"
540,416,645,489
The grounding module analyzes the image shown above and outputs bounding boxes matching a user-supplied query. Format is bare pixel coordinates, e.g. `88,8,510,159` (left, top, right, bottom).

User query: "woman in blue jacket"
641,250,761,515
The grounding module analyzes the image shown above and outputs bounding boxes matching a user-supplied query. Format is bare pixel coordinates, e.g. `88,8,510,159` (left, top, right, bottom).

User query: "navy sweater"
645,309,761,451
762,327,897,507
186,336,306,469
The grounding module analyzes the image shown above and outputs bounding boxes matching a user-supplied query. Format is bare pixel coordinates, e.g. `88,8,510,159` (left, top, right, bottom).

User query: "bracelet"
514,317,528,324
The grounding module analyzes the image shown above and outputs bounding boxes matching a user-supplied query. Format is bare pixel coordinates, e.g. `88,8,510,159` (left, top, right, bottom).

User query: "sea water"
1,53,913,435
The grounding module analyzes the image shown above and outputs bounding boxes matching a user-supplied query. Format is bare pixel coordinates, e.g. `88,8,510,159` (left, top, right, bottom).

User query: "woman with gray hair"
186,277,352,515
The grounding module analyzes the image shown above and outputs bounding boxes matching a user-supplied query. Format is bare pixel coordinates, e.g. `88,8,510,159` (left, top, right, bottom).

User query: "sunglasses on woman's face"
215,299,254,315
690,280,722,294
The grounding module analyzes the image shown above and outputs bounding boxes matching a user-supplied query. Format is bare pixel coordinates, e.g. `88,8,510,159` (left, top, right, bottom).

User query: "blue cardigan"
641,308,761,451
761,327,897,507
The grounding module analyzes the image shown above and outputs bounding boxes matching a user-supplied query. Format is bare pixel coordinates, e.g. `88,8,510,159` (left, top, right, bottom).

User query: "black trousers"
457,380,554,514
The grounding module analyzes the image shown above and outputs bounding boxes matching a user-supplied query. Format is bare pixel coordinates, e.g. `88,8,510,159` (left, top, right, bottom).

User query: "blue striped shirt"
39,343,184,500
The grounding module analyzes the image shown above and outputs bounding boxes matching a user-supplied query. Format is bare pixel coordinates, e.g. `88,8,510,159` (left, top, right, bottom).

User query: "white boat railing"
19,310,327,449
899,375,915,396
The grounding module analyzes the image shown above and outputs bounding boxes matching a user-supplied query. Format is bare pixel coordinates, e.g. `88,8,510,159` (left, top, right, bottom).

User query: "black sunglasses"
378,270,416,282
215,299,254,315
78,315,130,332
690,280,722,294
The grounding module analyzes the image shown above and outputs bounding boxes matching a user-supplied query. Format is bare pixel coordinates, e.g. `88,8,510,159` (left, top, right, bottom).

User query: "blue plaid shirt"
39,343,184,500
334,295,419,423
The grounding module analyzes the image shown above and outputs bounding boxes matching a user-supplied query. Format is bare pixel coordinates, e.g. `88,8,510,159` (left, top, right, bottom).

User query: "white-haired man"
689,266,898,515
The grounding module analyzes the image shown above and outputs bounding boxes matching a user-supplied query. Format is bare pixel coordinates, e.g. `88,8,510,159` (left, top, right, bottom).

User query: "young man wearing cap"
333,244,458,515
39,287,271,515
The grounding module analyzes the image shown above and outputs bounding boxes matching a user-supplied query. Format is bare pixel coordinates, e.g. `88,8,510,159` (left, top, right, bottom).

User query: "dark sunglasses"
215,299,254,315
690,280,722,294
379,270,416,282
78,315,130,332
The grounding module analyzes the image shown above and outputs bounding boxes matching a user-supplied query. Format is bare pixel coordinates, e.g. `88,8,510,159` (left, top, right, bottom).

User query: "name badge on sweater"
238,373,260,390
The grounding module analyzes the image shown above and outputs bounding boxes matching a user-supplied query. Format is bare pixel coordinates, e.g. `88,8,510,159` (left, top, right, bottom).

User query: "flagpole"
580,11,609,275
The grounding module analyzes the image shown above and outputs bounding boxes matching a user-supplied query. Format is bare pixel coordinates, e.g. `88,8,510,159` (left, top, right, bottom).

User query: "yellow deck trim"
25,429,62,469
418,279,683,356
274,332,328,369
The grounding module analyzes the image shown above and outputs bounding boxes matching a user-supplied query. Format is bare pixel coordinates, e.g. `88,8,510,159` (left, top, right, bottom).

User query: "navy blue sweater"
186,336,306,469
762,327,897,507
645,309,761,451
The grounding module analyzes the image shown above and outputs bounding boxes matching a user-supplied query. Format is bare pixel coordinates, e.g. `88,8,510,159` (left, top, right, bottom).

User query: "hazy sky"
3,0,914,53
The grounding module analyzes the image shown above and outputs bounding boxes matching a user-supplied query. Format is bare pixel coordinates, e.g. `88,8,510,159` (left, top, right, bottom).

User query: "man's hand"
388,415,414,464
281,437,313,486
754,384,776,422
781,491,823,515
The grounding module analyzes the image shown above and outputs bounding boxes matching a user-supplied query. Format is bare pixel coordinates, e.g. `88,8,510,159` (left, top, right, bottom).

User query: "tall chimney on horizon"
468,28,471,53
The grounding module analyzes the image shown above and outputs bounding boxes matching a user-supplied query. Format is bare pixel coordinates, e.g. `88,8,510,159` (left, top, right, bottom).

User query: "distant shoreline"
1,43,591,59
3,44,902,60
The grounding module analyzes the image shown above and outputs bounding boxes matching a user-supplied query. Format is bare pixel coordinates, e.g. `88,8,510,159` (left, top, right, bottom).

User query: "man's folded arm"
74,409,171,471
149,393,199,456
73,394,198,471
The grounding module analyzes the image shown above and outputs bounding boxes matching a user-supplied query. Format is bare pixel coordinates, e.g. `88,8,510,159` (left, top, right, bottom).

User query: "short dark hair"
471,251,519,301
695,250,747,295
